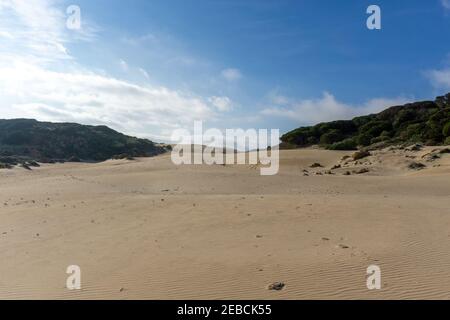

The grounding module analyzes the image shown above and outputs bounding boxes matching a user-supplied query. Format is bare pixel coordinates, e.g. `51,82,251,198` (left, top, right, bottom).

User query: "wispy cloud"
0,0,232,141
267,89,290,105
0,0,68,61
0,0,96,62
221,68,242,81
121,33,158,46
0,30,14,39
441,0,450,10
139,68,150,80
209,96,233,112
427,68,450,89
121,32,199,68
0,60,222,141
261,92,412,125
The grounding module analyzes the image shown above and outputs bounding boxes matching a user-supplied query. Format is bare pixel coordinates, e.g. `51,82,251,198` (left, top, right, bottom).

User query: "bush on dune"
0,119,168,162
281,93,450,150
443,121,450,137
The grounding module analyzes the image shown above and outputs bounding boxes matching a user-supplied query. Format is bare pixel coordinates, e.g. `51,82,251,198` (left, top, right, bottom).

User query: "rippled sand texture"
1,147,450,299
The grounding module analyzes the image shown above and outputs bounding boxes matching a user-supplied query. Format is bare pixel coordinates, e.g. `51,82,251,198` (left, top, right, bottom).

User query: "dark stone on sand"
268,282,285,291
310,163,323,168
407,144,423,151
26,161,40,167
352,150,371,161
19,163,32,170
354,168,369,174
408,162,426,170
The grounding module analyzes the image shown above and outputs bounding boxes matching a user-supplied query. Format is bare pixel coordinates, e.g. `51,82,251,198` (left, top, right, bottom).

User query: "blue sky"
0,0,450,141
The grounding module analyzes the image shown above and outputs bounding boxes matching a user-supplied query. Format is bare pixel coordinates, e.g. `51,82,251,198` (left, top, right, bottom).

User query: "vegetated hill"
281,93,450,150
0,119,168,162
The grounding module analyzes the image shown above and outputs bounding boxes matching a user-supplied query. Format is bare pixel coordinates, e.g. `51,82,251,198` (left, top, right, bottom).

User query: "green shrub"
371,136,385,144
445,137,450,145
0,119,166,161
319,129,343,145
357,133,373,146
360,121,392,137
327,138,358,150
443,122,450,137
0,163,13,169
393,109,416,127
281,94,450,149
307,136,319,145
406,123,424,137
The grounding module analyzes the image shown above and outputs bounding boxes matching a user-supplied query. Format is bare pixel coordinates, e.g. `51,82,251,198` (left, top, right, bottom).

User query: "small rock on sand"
408,162,426,170
407,144,423,151
354,168,369,174
352,150,371,160
268,282,285,291
310,163,323,168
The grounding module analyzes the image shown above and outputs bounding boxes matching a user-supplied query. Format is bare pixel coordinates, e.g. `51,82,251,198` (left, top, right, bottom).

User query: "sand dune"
1,147,450,299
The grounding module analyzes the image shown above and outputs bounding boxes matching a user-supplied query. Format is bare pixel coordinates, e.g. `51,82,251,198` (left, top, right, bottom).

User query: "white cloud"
427,68,450,89
0,0,223,142
139,68,150,80
0,0,96,62
0,30,14,39
261,92,411,125
208,96,233,112
122,33,157,46
441,0,450,10
267,89,290,105
121,32,198,68
0,59,220,141
0,0,68,61
221,68,242,81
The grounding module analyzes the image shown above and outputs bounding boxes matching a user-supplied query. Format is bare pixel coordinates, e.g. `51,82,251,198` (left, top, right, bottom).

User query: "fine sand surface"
1,147,450,299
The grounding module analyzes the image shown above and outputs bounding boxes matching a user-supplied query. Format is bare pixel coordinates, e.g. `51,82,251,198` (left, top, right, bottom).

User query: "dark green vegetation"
281,93,450,150
0,119,167,164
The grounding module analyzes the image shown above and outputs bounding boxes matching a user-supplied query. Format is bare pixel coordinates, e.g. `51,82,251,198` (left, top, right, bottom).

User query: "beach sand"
1,147,450,299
